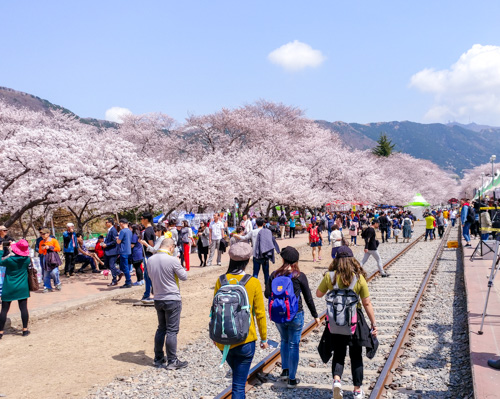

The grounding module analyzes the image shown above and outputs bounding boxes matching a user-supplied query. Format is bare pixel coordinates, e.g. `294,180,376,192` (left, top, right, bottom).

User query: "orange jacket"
38,237,61,255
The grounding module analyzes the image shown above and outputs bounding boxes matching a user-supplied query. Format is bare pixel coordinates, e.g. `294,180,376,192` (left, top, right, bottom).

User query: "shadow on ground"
112,350,153,366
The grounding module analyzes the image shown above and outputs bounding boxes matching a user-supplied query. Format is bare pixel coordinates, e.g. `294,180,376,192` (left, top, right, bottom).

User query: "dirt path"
0,233,371,399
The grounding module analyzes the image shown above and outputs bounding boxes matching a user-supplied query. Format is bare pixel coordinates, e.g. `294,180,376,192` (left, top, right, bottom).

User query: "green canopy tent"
405,193,430,220
407,193,430,207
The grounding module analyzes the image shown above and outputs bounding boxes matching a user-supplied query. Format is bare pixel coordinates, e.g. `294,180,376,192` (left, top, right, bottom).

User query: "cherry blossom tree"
0,97,462,233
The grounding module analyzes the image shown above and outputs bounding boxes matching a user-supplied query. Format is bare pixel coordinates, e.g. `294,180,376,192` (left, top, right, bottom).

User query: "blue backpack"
268,274,299,323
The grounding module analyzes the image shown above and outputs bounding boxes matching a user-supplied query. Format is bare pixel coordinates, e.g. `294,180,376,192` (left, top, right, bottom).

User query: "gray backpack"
209,274,252,366
325,272,359,335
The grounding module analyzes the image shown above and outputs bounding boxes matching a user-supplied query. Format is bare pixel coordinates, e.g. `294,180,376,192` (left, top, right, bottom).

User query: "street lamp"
491,155,497,200
481,172,485,200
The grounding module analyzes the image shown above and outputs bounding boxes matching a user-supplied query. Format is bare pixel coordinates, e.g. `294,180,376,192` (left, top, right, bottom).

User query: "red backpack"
309,226,319,243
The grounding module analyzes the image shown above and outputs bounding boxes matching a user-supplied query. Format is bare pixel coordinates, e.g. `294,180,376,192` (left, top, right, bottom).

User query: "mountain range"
1,86,498,176
317,120,500,176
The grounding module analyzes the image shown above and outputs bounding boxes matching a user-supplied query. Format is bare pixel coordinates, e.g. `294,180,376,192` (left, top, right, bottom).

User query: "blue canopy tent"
153,214,164,223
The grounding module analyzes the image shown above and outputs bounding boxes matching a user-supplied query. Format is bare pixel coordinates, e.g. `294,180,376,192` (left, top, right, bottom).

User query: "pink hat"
11,239,30,257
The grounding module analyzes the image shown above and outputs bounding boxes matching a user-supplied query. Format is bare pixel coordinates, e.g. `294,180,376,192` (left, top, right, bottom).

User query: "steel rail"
369,225,452,398
214,233,425,399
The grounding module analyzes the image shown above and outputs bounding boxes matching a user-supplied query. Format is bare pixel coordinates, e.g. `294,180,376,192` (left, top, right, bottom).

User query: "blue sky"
2,1,500,124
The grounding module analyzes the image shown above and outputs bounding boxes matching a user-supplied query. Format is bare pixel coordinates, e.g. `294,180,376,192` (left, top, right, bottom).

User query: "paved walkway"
462,237,500,399
7,232,312,321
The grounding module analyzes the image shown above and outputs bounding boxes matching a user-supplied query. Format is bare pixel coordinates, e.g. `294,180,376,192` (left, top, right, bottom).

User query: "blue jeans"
275,311,304,380
327,228,332,244
350,235,357,245
463,222,471,243
142,256,153,299
451,219,456,227
119,255,132,285
225,341,256,399
44,267,60,289
252,258,270,284
75,254,96,271
104,255,120,279
481,233,490,241
425,229,434,240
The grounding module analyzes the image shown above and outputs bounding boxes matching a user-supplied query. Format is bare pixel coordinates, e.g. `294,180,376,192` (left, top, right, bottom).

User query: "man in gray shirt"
147,238,188,370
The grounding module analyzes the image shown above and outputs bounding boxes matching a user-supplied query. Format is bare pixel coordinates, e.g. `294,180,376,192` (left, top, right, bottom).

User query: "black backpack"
466,206,476,223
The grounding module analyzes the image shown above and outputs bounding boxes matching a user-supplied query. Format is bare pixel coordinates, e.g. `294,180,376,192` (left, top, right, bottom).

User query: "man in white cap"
63,223,78,277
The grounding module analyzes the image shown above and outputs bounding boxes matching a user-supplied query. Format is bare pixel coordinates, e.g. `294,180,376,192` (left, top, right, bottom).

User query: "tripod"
478,238,500,334
470,238,496,262
471,207,499,261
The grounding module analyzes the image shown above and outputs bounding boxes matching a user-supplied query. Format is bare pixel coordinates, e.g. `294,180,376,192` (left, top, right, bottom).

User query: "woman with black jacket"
264,246,320,388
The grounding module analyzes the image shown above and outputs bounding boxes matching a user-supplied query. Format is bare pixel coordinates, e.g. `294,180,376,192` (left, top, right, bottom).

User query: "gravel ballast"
87,224,433,399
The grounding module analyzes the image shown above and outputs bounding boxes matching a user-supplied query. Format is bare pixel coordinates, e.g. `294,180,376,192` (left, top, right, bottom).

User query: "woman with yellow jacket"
38,228,62,293
212,242,268,399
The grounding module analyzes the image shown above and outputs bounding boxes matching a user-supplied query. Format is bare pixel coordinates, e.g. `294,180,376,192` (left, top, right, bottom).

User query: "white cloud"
105,106,132,123
410,44,500,125
268,40,326,72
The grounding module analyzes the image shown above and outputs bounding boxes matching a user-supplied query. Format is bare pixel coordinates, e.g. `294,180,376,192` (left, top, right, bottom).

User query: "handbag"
28,259,39,292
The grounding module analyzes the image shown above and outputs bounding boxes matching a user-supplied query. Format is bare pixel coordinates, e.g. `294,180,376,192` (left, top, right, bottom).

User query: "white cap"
67,223,75,227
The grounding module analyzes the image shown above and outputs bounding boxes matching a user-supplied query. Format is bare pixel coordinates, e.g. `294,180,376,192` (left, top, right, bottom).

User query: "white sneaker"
353,388,365,399
333,380,343,399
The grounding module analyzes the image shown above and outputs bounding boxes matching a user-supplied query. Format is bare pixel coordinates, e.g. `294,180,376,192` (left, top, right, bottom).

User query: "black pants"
154,300,182,363
380,227,388,243
132,260,144,281
64,251,77,275
471,221,479,237
0,299,29,331
289,227,296,239
197,242,208,265
331,335,363,387
438,225,444,238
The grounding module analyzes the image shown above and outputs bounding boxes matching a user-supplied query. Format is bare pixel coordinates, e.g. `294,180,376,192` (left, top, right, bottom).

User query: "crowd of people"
1,201,499,398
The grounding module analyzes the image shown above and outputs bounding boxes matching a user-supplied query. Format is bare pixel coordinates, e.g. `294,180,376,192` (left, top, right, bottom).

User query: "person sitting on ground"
75,233,101,273
316,246,378,399
148,238,188,370
213,242,268,398
0,239,32,339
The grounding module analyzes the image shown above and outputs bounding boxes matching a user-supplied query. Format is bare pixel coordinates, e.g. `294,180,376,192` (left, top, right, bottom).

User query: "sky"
1,1,500,125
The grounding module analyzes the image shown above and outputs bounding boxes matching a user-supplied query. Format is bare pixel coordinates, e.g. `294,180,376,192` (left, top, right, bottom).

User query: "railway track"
214,228,453,399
